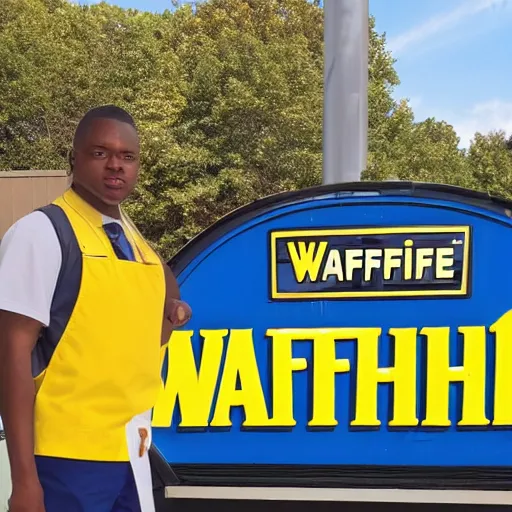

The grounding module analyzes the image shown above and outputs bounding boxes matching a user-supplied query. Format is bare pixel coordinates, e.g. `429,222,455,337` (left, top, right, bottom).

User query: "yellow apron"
33,188,165,472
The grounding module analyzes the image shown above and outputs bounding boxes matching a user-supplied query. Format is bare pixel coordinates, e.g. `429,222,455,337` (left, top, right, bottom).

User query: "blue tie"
103,222,136,262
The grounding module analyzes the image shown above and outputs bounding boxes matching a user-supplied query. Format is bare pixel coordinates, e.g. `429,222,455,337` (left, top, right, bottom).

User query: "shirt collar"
63,186,117,228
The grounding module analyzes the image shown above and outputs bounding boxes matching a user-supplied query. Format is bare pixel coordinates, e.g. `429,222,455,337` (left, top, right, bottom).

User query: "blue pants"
35,456,142,512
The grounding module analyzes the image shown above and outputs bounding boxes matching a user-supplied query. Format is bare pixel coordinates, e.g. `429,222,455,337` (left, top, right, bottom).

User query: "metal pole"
323,0,369,184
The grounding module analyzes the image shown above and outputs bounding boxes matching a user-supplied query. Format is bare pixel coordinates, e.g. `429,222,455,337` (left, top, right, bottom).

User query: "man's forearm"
163,261,180,300
0,343,38,485
161,258,180,346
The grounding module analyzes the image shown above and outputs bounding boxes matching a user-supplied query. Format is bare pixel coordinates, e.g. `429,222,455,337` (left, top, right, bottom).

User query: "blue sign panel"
152,183,512,469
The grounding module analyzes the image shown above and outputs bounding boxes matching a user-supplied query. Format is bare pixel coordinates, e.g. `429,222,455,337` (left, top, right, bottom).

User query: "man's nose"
106,153,123,171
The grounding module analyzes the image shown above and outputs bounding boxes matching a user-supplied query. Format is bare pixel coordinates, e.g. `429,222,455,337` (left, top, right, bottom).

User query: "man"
0,105,191,511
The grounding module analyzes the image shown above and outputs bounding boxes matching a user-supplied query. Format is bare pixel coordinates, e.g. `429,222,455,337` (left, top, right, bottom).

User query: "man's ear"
68,149,75,174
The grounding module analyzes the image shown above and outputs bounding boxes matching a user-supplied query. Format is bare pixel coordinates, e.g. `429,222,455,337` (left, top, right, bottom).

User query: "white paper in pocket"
126,410,155,512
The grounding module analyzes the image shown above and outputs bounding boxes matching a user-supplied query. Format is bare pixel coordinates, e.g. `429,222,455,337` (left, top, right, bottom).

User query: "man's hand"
161,298,192,346
167,298,192,328
8,480,45,512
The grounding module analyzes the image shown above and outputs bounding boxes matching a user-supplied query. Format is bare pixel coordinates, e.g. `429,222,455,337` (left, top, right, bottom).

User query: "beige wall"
0,171,70,239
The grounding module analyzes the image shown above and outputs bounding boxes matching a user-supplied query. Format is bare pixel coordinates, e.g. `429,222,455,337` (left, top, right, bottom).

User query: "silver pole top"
323,0,369,185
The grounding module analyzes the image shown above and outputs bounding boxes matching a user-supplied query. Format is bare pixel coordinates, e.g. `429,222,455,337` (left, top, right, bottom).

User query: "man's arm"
161,263,179,345
160,259,191,346
0,212,61,505
0,311,42,486
163,262,180,301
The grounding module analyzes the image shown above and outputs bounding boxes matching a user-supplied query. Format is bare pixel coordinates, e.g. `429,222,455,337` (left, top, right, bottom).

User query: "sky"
371,0,511,148
77,0,512,148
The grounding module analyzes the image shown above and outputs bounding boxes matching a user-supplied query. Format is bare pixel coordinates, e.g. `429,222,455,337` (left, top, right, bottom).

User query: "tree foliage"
466,131,512,197
0,0,510,257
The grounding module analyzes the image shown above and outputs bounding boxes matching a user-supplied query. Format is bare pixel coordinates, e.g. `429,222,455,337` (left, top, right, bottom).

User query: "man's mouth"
104,177,125,189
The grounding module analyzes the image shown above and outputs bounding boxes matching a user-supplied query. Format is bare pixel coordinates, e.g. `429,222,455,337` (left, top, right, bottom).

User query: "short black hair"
73,105,137,147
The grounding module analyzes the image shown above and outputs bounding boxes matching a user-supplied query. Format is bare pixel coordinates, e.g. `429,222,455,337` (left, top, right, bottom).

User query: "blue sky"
371,0,511,147
78,0,512,147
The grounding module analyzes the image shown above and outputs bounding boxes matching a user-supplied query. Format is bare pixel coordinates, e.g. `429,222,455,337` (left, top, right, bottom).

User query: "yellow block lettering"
403,240,413,280
321,249,344,281
345,249,363,281
211,329,270,427
435,247,455,279
491,309,512,425
307,329,351,426
152,330,224,428
351,328,417,427
415,248,434,280
364,249,382,282
421,326,488,427
266,329,308,427
287,241,328,283
383,248,402,279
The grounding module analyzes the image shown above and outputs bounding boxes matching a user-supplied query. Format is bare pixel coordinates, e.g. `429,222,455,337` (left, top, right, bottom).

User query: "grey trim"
164,486,512,505
0,170,69,178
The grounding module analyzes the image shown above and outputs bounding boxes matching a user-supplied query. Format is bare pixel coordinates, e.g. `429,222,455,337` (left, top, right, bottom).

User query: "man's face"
72,118,140,207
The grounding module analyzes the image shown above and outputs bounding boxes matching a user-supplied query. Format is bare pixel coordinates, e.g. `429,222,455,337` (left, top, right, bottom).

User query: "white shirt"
0,211,122,326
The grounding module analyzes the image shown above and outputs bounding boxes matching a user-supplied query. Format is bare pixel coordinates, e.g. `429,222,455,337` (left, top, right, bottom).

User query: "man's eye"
92,151,106,158
124,155,135,161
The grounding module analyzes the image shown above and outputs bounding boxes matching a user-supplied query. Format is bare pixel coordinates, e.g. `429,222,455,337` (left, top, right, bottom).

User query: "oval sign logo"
152,183,512,471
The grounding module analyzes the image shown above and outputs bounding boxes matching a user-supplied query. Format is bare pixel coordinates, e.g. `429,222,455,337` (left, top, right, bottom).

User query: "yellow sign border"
270,226,471,299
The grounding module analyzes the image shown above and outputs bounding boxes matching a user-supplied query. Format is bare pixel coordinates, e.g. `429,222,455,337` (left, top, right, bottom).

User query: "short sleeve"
0,212,62,326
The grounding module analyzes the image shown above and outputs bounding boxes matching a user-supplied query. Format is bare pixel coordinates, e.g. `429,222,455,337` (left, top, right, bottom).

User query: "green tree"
0,0,508,257
466,131,512,199
0,0,185,171
366,115,472,188
127,0,326,254
127,0,428,256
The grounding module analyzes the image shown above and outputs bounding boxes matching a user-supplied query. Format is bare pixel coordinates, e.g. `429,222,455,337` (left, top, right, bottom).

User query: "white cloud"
451,100,512,147
388,0,508,55
414,100,512,148
407,96,424,112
